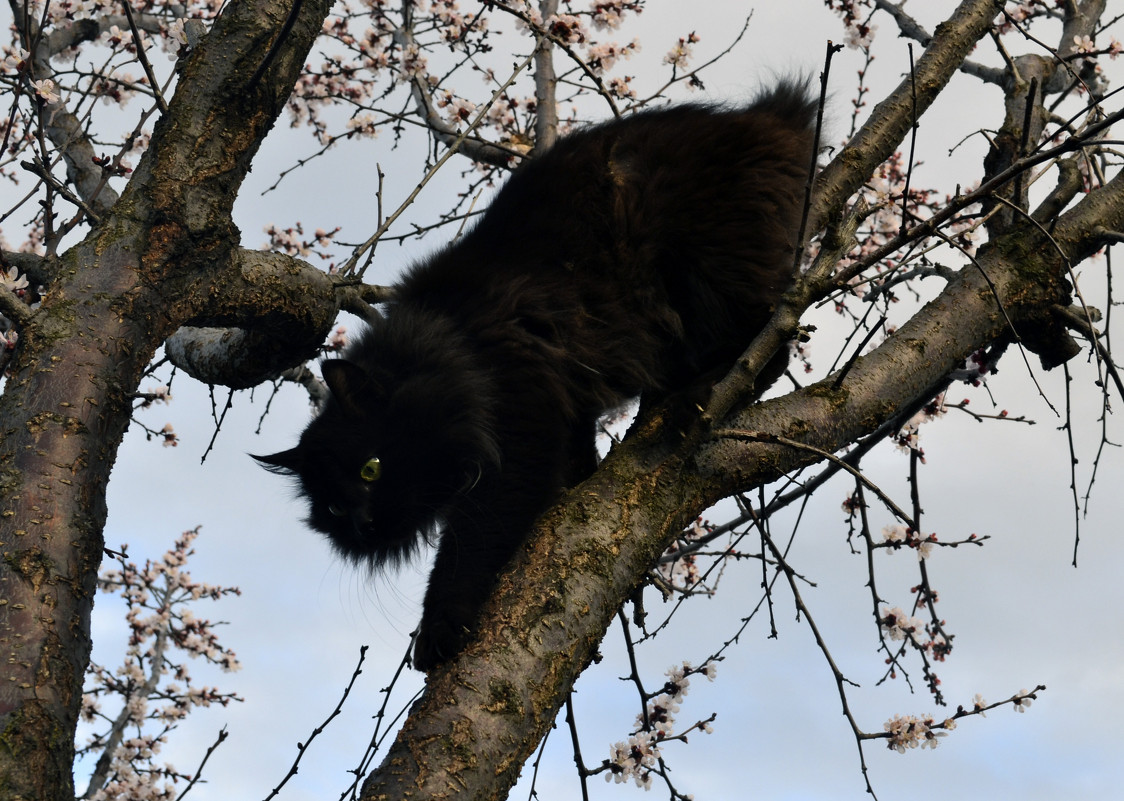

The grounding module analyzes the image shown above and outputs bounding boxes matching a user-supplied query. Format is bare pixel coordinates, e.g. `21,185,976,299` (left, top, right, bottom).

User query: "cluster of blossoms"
883,712,954,752
843,20,876,50
436,90,478,126
821,151,949,313
605,731,660,789
823,0,875,48
998,0,1120,55
4,49,62,102
789,338,813,374
159,422,178,447
326,325,348,351
880,600,950,663
429,0,488,42
998,0,1047,29
584,39,640,74
879,606,926,645
949,347,999,386
346,112,381,138
894,391,947,457
0,3,225,252
262,223,341,261
605,74,636,99
248,0,659,170
883,688,1035,754
138,385,172,409
881,524,937,560
80,528,241,800
663,32,698,70
591,0,641,31
605,661,717,789
546,12,588,45
655,517,711,593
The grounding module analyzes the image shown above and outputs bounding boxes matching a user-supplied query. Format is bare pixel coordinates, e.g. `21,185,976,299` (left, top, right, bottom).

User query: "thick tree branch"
165,249,346,387
533,0,560,151
872,0,1006,84
0,1,337,797
22,28,120,215
43,13,170,56
811,0,1005,234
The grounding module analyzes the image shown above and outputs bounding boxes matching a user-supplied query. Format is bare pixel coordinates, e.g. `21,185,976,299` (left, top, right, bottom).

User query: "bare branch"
392,0,519,167
873,0,1006,84
533,0,560,151
811,0,1007,234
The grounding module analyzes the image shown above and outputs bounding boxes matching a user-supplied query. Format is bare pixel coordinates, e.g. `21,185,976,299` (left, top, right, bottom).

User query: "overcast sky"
34,1,1124,799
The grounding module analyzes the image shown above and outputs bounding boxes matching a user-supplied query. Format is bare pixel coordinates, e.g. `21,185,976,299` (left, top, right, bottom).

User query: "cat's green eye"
359,457,382,483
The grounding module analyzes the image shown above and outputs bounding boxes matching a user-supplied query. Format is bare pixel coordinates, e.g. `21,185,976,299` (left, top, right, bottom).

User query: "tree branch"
811,0,1006,234
873,0,1006,84
533,0,560,151
164,249,355,387
392,0,519,168
0,1,339,797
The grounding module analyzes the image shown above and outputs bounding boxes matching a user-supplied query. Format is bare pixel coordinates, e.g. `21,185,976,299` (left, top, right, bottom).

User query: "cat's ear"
321,359,382,416
252,448,303,475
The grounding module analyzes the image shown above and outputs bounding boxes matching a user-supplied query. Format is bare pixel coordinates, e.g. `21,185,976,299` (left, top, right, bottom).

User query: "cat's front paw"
412,613,473,671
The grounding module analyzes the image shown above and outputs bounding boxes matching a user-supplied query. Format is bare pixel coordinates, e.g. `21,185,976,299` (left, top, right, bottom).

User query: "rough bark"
0,1,336,797
810,0,1005,233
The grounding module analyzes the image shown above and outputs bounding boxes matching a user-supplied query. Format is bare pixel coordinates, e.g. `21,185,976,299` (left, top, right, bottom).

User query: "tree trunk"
0,1,335,796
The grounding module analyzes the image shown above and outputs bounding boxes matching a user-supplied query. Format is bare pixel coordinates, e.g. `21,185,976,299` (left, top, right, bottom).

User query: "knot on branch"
166,250,345,388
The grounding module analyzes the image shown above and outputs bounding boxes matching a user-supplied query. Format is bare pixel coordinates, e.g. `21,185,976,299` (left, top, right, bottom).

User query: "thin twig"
247,0,306,91
263,646,369,801
341,39,543,277
713,428,918,531
120,0,169,114
174,727,230,801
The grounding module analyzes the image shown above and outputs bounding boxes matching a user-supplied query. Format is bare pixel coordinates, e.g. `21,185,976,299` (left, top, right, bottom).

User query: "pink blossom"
844,22,876,50
1013,689,1033,713
880,606,925,645
546,13,587,45
883,712,947,752
1073,34,1096,54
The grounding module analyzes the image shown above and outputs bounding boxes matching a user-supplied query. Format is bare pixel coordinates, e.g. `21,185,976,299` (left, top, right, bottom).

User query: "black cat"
256,82,817,670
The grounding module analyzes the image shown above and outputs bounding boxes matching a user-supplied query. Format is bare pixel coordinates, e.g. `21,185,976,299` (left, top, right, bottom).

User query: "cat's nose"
349,507,373,535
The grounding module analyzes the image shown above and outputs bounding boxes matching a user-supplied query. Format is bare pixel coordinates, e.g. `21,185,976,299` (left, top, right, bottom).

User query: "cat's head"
255,354,499,568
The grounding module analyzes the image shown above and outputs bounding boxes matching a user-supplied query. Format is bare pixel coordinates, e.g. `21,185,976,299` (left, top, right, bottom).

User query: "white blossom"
880,606,926,645
33,78,60,104
2,266,28,292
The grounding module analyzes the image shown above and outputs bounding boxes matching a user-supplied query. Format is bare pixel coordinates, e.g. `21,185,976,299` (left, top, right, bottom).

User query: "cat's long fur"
257,82,817,669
